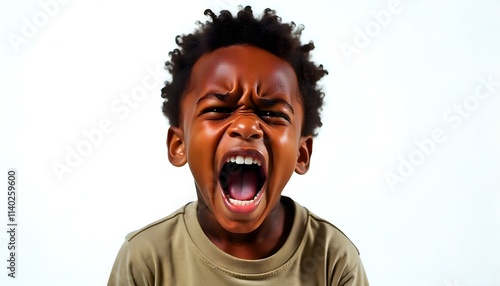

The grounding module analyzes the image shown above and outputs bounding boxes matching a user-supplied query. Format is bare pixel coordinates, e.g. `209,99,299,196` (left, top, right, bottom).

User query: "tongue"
228,170,258,201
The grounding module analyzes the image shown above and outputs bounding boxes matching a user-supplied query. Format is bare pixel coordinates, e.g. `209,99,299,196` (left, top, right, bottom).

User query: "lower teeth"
226,193,259,206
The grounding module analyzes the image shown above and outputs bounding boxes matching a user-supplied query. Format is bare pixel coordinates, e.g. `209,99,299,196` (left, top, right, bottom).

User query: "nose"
228,115,263,140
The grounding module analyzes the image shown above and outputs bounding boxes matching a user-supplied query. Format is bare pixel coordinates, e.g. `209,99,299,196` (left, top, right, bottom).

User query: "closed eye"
258,110,291,122
201,107,233,114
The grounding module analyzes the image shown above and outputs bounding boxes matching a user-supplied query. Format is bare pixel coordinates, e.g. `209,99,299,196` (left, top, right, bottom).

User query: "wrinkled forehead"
188,45,300,99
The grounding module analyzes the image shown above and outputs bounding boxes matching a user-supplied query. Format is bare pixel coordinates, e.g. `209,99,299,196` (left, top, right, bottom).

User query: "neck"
197,197,294,260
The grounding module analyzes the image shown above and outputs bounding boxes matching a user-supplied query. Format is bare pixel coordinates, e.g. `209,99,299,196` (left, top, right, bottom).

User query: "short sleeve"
107,239,153,286
337,257,369,286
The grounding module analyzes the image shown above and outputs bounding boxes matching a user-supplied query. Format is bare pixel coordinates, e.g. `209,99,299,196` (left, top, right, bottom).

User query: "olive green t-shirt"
108,196,369,285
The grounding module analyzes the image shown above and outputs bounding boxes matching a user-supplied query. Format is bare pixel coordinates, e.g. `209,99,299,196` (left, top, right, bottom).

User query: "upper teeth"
226,155,262,166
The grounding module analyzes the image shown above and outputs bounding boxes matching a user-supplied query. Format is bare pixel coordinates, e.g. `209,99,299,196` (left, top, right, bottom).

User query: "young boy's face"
167,45,312,234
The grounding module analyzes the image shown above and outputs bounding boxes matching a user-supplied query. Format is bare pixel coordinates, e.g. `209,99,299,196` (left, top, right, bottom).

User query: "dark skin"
195,189,294,259
167,45,313,259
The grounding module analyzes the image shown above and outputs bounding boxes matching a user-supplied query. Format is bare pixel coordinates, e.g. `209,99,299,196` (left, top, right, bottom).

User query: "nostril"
229,130,262,140
228,119,263,140
229,130,241,138
248,132,262,140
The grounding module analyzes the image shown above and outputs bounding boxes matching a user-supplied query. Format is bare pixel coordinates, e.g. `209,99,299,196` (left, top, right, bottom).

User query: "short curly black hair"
161,6,328,136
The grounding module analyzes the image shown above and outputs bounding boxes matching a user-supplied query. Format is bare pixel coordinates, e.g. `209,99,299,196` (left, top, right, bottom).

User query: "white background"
1,0,499,285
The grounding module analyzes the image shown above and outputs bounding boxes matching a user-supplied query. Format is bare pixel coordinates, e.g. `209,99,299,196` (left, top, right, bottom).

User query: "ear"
167,126,187,167
295,136,313,175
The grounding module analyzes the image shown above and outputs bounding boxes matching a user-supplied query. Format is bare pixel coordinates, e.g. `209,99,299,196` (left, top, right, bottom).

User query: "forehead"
188,45,300,97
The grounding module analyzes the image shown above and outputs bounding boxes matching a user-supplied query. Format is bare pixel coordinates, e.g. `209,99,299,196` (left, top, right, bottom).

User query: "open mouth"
219,154,266,209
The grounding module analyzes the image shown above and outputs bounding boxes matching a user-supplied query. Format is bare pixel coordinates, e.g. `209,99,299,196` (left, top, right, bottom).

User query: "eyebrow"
196,93,295,114
256,97,295,114
196,93,231,105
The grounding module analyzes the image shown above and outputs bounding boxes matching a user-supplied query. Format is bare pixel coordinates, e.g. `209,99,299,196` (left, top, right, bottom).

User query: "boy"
108,6,369,285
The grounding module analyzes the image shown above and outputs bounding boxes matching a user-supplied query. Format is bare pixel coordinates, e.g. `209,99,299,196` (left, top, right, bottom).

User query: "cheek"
274,124,300,151
278,113,303,160
269,128,300,180
187,124,216,162
185,122,226,192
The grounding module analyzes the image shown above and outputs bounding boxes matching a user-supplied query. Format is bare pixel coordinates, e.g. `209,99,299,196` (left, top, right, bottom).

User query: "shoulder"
108,203,195,285
290,198,362,269
123,202,192,251
289,198,359,254
289,199,369,284
307,210,360,255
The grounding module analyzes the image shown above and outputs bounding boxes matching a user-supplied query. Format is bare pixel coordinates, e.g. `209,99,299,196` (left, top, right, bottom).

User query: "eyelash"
257,110,291,122
201,108,290,122
202,107,233,114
